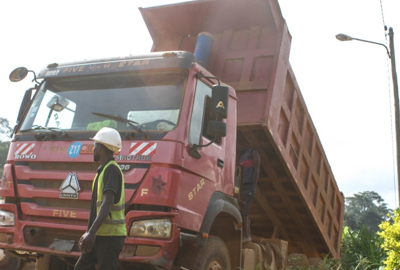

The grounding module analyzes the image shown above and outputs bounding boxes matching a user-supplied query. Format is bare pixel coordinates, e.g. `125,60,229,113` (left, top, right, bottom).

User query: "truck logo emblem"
216,101,225,109
15,143,36,159
151,175,166,195
59,173,81,199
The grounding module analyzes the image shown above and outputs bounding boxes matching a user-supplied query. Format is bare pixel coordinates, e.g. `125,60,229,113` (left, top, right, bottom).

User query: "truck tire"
176,236,231,270
0,253,25,270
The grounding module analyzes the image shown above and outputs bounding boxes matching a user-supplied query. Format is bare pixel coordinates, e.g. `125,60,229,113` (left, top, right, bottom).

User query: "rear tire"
175,236,231,270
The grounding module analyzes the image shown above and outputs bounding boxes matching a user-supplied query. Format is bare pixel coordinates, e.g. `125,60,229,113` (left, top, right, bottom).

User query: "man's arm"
79,190,115,252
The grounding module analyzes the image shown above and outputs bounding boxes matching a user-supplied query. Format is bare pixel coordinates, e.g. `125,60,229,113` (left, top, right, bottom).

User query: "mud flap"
49,239,75,253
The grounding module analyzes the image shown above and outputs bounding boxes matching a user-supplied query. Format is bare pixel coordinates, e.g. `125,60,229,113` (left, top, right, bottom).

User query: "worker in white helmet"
75,127,126,270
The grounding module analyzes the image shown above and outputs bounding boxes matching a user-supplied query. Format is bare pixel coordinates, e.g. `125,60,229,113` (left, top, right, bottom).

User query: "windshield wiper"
20,125,71,139
92,112,150,139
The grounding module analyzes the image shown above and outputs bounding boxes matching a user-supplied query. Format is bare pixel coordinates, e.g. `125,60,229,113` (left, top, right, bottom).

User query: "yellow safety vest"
93,160,127,236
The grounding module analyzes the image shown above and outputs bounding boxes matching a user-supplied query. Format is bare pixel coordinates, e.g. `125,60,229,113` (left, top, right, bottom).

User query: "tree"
344,191,391,234
0,117,12,136
0,117,12,176
0,141,10,175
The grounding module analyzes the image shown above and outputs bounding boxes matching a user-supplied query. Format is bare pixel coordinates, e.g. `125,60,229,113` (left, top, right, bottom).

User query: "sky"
1,0,400,210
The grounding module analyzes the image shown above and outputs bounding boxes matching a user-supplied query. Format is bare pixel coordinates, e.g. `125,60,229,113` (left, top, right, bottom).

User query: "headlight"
129,219,171,239
0,210,14,226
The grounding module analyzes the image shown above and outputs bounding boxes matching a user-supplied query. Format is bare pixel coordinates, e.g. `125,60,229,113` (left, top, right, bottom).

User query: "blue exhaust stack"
194,32,214,69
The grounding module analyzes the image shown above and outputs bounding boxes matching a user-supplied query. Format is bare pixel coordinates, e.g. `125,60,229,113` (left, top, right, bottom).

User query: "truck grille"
14,162,97,224
16,162,99,171
18,179,92,191
20,198,90,210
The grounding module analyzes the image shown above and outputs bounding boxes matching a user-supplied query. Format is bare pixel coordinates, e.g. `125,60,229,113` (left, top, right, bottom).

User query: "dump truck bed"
141,0,344,258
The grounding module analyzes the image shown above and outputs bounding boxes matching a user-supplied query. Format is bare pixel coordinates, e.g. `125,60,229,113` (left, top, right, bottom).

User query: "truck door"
184,79,228,192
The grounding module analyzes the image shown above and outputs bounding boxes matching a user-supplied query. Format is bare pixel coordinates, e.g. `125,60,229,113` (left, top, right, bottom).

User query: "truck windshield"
19,70,186,138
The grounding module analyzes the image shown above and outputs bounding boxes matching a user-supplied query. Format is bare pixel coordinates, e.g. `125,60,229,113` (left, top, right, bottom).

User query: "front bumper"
120,211,180,268
0,203,180,269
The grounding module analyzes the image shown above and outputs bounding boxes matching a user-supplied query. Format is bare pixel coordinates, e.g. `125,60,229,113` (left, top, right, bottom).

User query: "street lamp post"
336,28,400,206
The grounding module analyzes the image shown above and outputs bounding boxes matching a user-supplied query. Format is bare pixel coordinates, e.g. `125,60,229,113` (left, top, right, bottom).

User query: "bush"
378,208,400,269
340,226,385,270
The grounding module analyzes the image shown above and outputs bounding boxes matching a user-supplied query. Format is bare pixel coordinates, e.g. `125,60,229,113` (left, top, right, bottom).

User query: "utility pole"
389,27,400,204
336,28,400,205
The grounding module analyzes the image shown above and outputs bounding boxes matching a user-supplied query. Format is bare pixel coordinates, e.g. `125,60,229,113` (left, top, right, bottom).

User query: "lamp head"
336,33,353,41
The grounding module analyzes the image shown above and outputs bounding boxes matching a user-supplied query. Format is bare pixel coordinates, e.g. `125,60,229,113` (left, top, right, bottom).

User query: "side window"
202,97,214,141
188,80,212,145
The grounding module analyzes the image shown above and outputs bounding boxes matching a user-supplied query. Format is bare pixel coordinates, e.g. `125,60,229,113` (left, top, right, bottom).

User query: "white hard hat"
90,127,122,152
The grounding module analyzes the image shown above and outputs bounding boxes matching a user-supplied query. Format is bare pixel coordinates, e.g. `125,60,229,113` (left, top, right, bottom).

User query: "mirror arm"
45,108,54,127
194,138,215,148
196,71,221,86
189,135,218,159
29,70,41,85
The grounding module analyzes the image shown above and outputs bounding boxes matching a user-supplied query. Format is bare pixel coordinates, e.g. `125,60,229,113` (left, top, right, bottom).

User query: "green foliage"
0,117,12,136
0,141,10,176
286,226,385,270
378,208,400,269
320,255,341,270
341,226,385,269
305,255,341,270
0,117,12,176
285,256,375,270
344,191,391,234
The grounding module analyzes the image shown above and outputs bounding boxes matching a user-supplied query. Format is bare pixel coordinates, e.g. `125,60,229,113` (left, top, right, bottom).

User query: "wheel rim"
206,259,224,270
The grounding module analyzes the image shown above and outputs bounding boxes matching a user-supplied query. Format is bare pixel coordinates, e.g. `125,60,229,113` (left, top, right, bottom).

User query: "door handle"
217,159,224,168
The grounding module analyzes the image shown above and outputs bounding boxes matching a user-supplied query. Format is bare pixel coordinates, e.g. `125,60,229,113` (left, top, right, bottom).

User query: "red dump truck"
1,0,344,269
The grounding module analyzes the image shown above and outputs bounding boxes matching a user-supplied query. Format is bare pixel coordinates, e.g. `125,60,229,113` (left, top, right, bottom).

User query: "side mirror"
46,95,70,112
207,120,226,137
211,85,229,119
189,83,229,159
9,67,29,82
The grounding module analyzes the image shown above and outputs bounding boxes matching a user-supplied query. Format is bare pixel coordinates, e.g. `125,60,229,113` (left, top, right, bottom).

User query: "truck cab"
1,51,241,269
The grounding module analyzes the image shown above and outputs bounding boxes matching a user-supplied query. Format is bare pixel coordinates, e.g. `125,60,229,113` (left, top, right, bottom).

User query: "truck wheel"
176,236,231,270
0,252,25,270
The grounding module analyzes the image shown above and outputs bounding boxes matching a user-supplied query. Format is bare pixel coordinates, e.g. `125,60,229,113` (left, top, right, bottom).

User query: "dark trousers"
74,236,125,270
240,194,255,216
